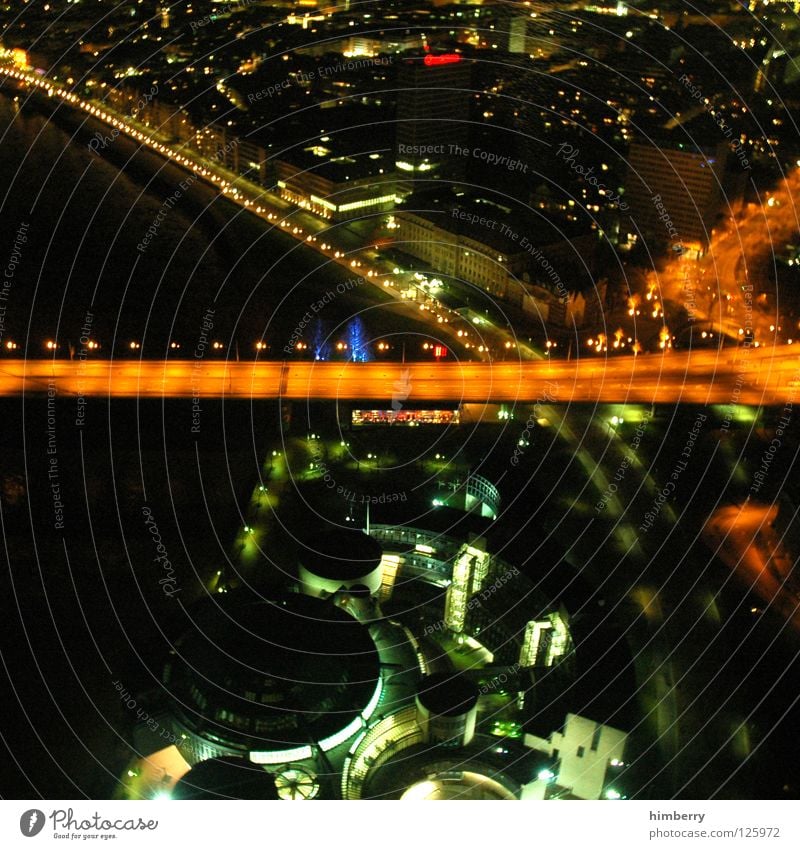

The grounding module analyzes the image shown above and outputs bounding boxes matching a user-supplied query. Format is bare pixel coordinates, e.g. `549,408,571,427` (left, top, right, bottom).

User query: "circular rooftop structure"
400,771,517,801
164,592,381,759
172,757,280,800
416,673,479,717
416,673,479,748
298,527,384,597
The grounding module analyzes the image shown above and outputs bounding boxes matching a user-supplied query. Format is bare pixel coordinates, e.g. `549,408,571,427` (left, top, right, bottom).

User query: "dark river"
0,87,397,360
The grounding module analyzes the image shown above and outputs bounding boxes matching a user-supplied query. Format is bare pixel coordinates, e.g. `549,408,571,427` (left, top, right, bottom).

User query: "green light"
250,745,313,765
537,769,555,782
605,788,621,800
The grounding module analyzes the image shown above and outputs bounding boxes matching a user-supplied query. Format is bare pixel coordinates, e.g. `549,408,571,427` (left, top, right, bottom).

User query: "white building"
524,713,627,800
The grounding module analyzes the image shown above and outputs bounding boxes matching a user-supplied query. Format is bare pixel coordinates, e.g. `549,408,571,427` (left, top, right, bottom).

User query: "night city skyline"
0,0,799,837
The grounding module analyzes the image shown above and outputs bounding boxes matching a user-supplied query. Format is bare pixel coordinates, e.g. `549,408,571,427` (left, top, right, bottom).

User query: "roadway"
703,502,800,632
1,346,798,403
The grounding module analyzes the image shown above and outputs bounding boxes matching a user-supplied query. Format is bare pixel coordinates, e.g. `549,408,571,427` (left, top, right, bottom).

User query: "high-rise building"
504,11,564,59
395,54,472,177
624,140,729,252
444,538,490,632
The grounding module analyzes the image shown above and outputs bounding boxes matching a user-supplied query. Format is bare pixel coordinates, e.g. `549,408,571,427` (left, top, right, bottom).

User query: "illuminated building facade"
102,89,269,184
275,150,398,221
394,192,603,324
523,714,628,800
444,538,491,632
625,141,729,251
351,408,459,426
519,610,572,668
504,12,565,59
395,55,472,176
395,208,524,300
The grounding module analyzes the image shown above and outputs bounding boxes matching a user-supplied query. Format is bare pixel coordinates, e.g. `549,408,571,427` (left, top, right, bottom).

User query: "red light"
424,54,462,67
433,345,447,358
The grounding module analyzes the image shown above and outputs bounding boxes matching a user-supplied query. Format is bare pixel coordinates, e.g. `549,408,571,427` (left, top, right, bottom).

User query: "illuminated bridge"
1,348,797,404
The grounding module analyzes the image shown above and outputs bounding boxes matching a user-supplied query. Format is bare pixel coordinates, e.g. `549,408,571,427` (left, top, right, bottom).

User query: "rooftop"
164,591,381,751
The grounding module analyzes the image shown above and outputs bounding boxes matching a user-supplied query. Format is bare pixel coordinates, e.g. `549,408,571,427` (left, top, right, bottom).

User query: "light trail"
1,346,797,403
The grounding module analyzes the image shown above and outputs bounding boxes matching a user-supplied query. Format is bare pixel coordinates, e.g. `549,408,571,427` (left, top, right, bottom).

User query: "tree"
346,316,371,362
312,319,330,361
